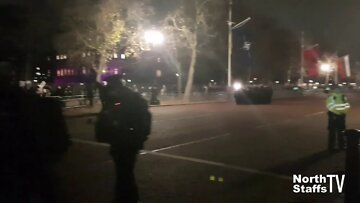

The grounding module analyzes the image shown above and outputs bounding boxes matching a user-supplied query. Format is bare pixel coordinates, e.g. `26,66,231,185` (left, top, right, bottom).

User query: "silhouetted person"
85,83,94,107
0,61,71,202
95,75,151,203
85,68,97,107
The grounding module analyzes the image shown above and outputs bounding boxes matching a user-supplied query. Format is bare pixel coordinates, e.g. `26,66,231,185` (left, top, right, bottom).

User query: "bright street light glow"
320,63,331,72
144,30,164,45
176,73,180,77
233,82,243,91
275,81,280,84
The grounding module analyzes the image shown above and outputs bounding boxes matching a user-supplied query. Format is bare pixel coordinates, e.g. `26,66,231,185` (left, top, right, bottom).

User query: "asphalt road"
59,95,360,203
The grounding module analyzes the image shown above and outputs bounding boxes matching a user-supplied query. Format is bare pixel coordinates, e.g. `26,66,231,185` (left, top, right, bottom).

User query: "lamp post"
320,62,332,85
144,30,165,46
227,0,251,87
299,31,305,86
144,29,164,105
144,29,165,81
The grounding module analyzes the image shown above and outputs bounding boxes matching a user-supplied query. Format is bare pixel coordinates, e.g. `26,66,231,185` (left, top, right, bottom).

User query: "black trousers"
110,148,139,203
327,111,346,150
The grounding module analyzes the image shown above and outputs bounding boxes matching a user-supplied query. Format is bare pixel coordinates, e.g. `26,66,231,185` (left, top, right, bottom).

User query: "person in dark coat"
96,75,151,203
0,61,71,203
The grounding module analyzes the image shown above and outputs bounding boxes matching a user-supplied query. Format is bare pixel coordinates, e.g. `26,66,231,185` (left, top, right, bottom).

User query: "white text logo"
293,174,345,193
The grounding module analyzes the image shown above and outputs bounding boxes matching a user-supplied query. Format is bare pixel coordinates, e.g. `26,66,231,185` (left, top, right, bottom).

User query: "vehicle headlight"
233,82,243,91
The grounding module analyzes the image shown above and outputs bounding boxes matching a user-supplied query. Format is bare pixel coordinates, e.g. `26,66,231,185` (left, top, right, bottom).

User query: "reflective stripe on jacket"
326,93,350,115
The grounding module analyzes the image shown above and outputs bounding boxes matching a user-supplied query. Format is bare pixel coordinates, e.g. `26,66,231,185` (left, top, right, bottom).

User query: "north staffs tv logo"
293,174,345,193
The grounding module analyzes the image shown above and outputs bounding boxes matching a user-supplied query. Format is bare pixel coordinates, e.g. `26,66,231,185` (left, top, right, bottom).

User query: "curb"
149,100,230,107
64,100,231,118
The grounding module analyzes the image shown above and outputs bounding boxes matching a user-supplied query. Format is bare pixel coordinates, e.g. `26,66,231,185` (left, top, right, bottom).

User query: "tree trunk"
96,55,107,82
174,61,182,95
177,72,182,95
183,44,197,102
166,45,183,96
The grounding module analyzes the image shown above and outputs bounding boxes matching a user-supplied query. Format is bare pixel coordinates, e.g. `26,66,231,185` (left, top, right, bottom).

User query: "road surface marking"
71,138,109,147
144,151,292,181
71,132,230,150
304,111,325,117
139,133,231,154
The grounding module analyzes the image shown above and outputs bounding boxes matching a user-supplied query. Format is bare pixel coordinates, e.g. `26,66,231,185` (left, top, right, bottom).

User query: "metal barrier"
58,92,230,108
48,95,93,108
344,129,360,203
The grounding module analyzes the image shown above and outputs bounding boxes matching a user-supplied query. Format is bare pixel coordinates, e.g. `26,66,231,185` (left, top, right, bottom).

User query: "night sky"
229,0,360,81
150,0,360,81
1,0,360,83
235,0,360,54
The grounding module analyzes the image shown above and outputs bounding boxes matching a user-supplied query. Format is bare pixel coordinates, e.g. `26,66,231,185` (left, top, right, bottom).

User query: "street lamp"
144,29,165,105
320,63,331,72
144,30,164,46
320,63,332,85
227,0,251,87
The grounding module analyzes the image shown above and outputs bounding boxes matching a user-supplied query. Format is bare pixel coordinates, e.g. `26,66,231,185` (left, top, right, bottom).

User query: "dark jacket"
0,84,71,202
96,84,151,150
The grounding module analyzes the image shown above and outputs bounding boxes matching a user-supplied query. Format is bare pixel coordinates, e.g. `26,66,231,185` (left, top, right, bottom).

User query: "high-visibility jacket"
326,93,350,115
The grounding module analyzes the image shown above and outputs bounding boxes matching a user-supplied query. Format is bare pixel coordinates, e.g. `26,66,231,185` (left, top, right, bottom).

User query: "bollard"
150,87,160,105
344,129,360,203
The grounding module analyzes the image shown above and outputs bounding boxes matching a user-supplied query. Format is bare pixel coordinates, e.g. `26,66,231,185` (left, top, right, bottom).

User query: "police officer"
96,75,151,203
0,61,71,202
326,87,350,151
